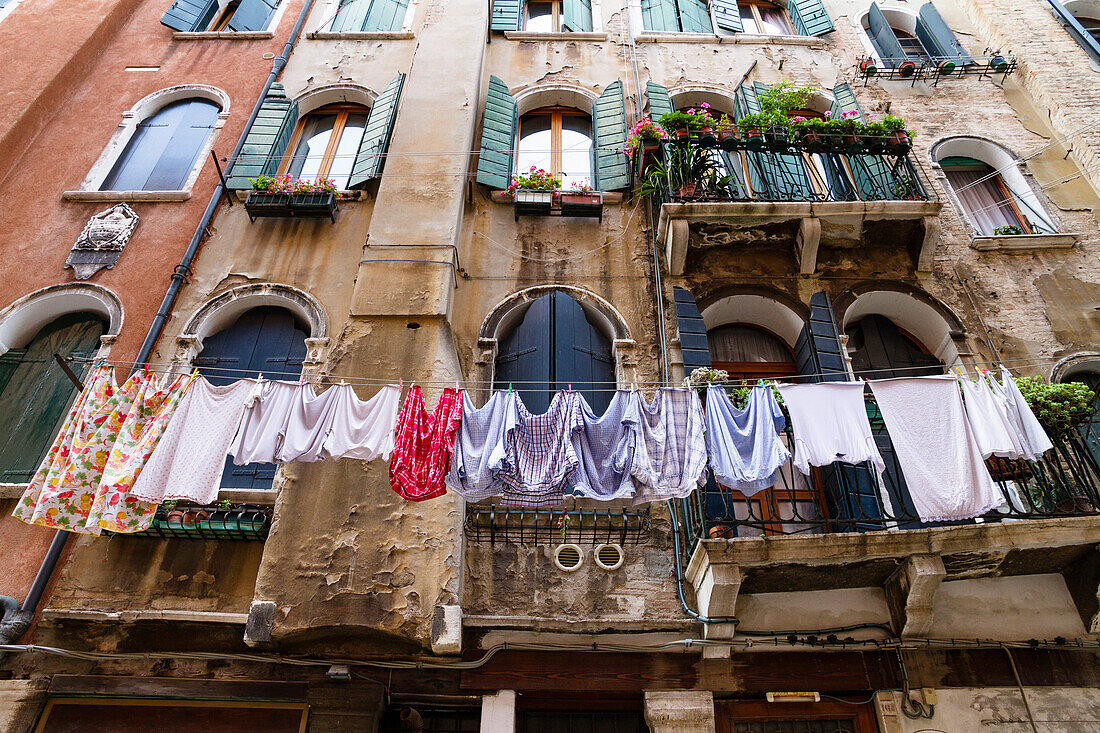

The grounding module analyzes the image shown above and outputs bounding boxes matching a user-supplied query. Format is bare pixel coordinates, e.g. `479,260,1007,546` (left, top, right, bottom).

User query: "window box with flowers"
245,175,340,222
624,116,667,176
508,167,559,219
559,182,603,220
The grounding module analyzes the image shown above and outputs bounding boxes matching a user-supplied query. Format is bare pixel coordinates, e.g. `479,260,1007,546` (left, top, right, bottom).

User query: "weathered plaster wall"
893,686,1100,732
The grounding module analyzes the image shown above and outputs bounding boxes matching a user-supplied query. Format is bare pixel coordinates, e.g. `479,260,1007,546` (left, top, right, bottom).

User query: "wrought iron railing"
856,53,1017,86
107,503,272,541
637,131,936,205
465,503,651,546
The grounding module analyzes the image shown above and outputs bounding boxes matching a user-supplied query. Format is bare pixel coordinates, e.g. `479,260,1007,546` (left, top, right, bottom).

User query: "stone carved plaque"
65,203,139,279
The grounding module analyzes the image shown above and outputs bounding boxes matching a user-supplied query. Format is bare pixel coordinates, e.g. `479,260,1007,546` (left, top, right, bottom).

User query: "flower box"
513,189,554,219
245,191,338,222
559,192,603,221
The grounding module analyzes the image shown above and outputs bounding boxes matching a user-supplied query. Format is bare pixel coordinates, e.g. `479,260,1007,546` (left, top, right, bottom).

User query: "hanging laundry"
389,385,463,501
445,390,518,501
869,376,1003,522
705,384,790,496
88,371,191,533
958,375,1024,459
228,379,299,465
988,366,1054,460
275,382,343,463
500,390,585,507
130,377,257,506
321,383,401,461
775,382,884,475
568,390,638,501
629,388,708,505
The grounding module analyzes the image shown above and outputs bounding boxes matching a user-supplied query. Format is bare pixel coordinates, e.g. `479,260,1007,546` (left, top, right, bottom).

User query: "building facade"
4,0,1100,730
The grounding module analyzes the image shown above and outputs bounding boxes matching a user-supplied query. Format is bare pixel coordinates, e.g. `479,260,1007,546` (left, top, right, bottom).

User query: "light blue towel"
568,390,637,501
704,384,790,496
445,390,517,501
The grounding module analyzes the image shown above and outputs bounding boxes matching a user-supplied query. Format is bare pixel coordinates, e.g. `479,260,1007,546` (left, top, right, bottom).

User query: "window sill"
172,30,274,40
970,232,1079,251
307,30,414,40
503,31,609,41
41,609,249,625
490,190,624,204
0,482,25,499
62,190,191,202
634,32,826,47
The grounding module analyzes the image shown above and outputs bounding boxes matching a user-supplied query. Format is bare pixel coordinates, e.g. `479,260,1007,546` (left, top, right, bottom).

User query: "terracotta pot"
676,183,699,199
800,129,825,153
886,129,911,155
181,509,209,524
673,127,691,146
166,510,185,523
741,128,765,151
859,58,878,76
697,126,718,148
937,60,956,75
898,60,917,78
864,134,887,154
708,525,735,539
717,127,740,151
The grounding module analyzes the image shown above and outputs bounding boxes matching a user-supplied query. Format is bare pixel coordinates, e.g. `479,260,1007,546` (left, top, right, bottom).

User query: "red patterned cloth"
389,386,463,501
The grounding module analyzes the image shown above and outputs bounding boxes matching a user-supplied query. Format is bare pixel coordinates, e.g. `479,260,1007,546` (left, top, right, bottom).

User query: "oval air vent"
553,543,583,572
594,543,624,571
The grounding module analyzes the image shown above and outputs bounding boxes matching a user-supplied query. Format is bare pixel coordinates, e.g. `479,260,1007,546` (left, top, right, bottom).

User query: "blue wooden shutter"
787,0,834,36
496,296,553,414
226,83,299,189
363,0,409,31
867,2,906,67
476,76,518,188
227,0,279,31
831,82,896,201
0,315,103,483
793,292,846,383
553,292,614,415
713,0,742,32
490,0,521,30
640,0,680,32
161,0,217,31
645,82,674,122
348,73,404,189
563,0,593,32
102,99,220,191
915,1,972,65
673,287,711,375
677,0,711,33
593,80,630,191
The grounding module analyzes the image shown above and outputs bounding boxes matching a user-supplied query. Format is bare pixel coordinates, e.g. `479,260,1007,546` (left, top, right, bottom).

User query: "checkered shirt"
389,386,463,501
500,390,585,507
630,388,708,505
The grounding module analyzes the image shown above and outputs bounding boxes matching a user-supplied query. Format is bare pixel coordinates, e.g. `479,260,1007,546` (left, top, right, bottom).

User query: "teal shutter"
677,0,712,33
476,76,518,188
916,1,972,65
737,82,768,196
867,2,906,67
161,0,217,31
226,84,299,189
645,82,674,122
331,0,369,31
363,0,409,31
831,82,896,200
490,0,521,30
787,0,834,36
593,80,629,191
227,0,279,31
348,73,404,189
740,82,813,200
713,0,742,32
640,0,680,32
562,0,593,32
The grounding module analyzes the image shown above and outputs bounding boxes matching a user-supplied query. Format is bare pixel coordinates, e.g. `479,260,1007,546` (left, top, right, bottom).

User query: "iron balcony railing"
465,503,651,546
636,130,936,205
675,398,1100,552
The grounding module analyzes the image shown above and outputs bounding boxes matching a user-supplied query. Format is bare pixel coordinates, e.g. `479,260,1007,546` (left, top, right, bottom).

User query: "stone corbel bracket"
883,553,946,638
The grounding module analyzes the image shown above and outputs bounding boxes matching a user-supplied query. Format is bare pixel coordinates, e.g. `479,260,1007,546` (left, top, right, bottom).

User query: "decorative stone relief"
65,204,139,279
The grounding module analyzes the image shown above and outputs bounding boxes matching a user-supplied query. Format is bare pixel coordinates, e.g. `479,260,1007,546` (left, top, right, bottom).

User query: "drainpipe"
9,0,319,647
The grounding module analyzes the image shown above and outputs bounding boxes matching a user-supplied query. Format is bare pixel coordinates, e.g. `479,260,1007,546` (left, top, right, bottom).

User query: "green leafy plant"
624,116,667,156
215,498,233,510
863,121,888,136
759,80,815,117
161,499,178,511
658,106,717,133
993,224,1024,236
250,174,337,194
1015,377,1095,438
882,114,910,134
737,113,775,131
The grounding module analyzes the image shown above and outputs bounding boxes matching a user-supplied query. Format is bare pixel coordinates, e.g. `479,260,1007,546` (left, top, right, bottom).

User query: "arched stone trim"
1052,352,1100,383
76,84,231,194
0,284,123,356
513,84,600,117
697,286,809,348
668,85,740,117
293,83,377,116
476,285,635,400
174,284,330,372
835,282,967,366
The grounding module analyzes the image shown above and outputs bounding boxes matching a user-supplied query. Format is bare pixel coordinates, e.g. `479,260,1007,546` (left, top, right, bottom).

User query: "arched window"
494,291,615,414
862,2,971,71
277,103,370,190
525,0,592,31
516,107,593,189
194,306,307,489
0,313,105,482
100,98,221,191
708,324,796,380
939,155,1056,236
845,314,943,380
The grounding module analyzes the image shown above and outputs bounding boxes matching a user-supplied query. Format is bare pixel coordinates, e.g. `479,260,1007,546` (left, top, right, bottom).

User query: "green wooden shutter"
593,80,629,191
713,0,742,32
787,0,834,36
348,73,404,189
867,2,906,67
831,82,896,201
226,0,279,31
645,82,674,122
916,1,972,65
331,0,369,31
226,84,299,189
562,0,593,32
476,76,518,188
677,0,711,33
640,0,680,32
363,0,409,31
161,0,217,31
490,0,521,30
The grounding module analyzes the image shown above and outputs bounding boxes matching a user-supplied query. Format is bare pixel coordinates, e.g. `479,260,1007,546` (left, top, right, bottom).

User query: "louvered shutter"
646,82,674,122
739,82,813,200
562,0,593,32
787,0,834,37
713,0,742,33
476,76,518,188
331,0,369,31
592,80,629,191
496,295,553,414
640,0,680,32
831,82,896,201
161,0,217,31
226,0,279,31
348,73,404,189
915,1,972,65
363,0,409,31
673,287,711,375
226,83,299,189
490,0,521,31
677,0,711,33
553,293,614,414
867,2,906,67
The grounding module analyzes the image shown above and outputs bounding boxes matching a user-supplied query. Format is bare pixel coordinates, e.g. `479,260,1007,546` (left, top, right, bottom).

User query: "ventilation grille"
553,543,583,572
594,543,624,570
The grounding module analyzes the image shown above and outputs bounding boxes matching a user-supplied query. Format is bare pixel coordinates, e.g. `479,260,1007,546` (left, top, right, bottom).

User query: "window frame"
276,102,370,188
737,0,793,36
525,0,563,31
715,698,879,732
515,105,594,186
941,160,1034,235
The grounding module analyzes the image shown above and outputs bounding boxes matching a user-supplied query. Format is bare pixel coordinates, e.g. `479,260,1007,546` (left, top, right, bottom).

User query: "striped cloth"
500,390,585,507
630,388,708,505
389,386,463,501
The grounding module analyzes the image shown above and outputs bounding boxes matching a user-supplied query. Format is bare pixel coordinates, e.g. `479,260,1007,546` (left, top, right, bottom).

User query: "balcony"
642,132,942,275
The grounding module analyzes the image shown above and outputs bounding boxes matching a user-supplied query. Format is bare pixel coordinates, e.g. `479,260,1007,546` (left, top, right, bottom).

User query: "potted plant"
507,166,561,218
162,499,182,524
716,114,740,151
859,58,878,76
993,225,1023,236
560,180,603,220
898,59,918,78
862,120,888,154
828,110,863,152
882,114,912,155
202,498,237,534
1017,376,1097,512
738,113,772,151
792,117,828,153
246,174,339,222
625,116,667,171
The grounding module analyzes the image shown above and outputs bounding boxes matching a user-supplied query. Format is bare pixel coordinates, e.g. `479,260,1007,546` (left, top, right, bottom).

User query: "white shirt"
776,381,884,475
